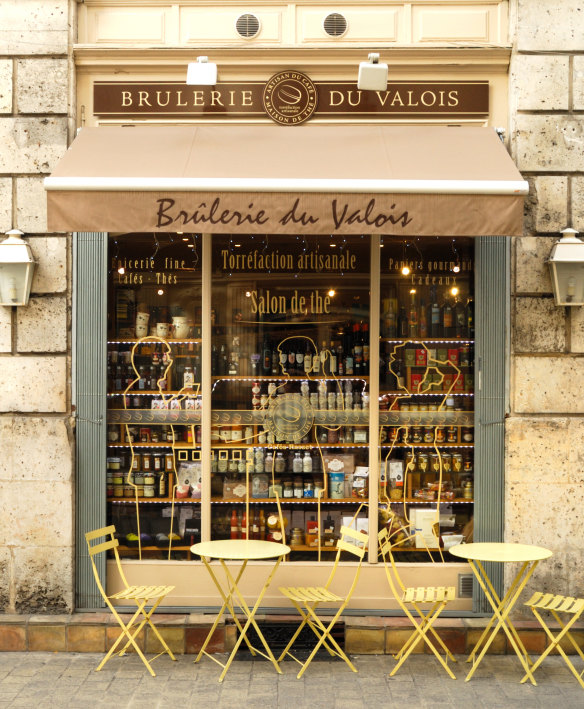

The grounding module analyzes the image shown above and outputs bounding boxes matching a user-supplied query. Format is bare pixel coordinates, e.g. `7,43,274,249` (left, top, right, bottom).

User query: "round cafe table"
449,542,552,684
190,539,290,682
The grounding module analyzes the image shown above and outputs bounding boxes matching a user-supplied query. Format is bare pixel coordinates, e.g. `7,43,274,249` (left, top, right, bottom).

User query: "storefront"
43,3,527,612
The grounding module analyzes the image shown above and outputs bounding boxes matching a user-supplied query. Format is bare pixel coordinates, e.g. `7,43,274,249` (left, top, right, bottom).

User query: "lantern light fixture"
547,228,584,306
186,56,218,85
0,229,36,306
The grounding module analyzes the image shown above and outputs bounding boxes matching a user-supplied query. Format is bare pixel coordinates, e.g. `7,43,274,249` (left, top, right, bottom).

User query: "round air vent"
236,13,261,39
323,12,348,38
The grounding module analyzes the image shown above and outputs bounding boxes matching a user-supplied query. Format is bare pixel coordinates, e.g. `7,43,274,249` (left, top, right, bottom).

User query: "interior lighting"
401,265,411,276
117,267,125,274
450,286,459,296
328,289,336,297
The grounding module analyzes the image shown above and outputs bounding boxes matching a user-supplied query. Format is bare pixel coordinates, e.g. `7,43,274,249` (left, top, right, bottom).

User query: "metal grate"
233,621,345,659
323,12,348,37
235,13,261,39
458,573,474,598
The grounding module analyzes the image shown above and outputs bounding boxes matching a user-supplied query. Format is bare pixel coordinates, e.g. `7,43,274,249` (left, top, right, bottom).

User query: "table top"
449,542,552,563
191,539,291,560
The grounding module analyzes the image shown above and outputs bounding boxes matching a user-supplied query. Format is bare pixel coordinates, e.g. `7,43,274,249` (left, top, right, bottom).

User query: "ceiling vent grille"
458,573,474,598
323,12,348,38
236,13,261,39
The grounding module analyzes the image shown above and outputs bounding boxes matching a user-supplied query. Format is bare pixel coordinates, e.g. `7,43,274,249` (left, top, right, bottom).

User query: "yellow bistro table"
190,539,290,682
449,542,552,684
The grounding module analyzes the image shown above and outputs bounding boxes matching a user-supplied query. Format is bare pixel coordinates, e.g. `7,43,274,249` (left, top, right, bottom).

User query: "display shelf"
109,497,201,503
212,375,369,382
383,497,473,504
379,443,474,449
211,497,363,504
211,443,370,449
108,338,202,344
108,391,201,396
107,442,200,448
380,338,474,344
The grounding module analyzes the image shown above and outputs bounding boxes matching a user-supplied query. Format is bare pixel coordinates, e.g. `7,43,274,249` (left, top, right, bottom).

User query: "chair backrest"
322,525,369,597
377,527,408,600
85,525,129,601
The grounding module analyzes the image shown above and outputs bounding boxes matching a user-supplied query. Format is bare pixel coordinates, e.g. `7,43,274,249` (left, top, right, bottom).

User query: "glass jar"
446,426,458,443
292,452,303,473
275,452,285,473
462,427,474,443
142,453,151,471
293,477,303,498
283,480,293,498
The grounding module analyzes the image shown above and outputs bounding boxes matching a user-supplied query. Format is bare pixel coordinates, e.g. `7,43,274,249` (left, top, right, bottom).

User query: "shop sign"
93,77,488,122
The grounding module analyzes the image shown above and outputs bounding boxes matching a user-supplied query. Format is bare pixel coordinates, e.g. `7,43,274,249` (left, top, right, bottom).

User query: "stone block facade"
0,0,74,613
508,0,584,600
0,0,582,626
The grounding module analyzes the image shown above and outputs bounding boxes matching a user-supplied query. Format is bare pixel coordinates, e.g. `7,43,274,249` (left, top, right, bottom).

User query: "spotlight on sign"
357,53,388,91
186,56,218,85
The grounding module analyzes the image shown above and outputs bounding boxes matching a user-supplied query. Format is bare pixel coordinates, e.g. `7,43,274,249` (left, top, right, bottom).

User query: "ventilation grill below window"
458,573,474,598
236,13,261,39
323,12,348,38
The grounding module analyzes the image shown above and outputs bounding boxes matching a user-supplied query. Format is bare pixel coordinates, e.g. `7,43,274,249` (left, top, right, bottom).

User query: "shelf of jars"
210,497,362,504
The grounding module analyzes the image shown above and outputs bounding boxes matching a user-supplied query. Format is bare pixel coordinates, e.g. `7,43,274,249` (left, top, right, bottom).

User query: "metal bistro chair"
522,591,584,689
278,525,369,678
378,526,457,679
85,525,177,677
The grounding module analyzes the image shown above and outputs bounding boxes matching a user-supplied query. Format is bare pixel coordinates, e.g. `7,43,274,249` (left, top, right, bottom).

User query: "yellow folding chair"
521,591,584,689
85,525,177,677
278,525,369,678
378,527,457,679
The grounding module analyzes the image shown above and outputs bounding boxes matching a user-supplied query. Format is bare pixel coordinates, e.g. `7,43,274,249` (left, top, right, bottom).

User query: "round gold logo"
264,393,314,443
263,71,318,125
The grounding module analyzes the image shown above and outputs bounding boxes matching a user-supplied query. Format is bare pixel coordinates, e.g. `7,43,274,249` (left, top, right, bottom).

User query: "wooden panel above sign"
93,78,489,122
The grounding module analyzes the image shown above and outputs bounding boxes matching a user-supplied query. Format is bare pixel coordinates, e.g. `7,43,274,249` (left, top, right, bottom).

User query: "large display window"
105,233,475,568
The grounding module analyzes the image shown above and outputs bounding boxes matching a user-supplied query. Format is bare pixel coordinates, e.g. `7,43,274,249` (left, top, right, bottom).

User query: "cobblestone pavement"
0,652,582,709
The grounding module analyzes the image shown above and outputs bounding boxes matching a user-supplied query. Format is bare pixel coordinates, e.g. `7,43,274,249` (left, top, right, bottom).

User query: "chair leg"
98,601,157,677
390,603,456,680
520,608,584,689
277,600,336,662
296,604,357,679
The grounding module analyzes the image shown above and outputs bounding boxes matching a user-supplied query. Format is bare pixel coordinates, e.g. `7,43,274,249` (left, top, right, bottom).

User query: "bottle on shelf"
230,509,239,540
428,286,442,337
408,291,419,338
454,297,467,338
262,338,272,375
384,285,398,337
320,341,327,375
336,341,344,375
304,341,312,374
353,323,363,375
442,294,454,338
397,307,408,338
241,508,247,540
362,323,369,375
259,509,266,540
329,340,337,375
295,342,304,373
466,296,474,338
419,299,428,338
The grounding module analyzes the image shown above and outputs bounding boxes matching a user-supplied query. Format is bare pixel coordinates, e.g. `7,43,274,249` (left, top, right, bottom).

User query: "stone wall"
508,0,584,597
0,0,74,612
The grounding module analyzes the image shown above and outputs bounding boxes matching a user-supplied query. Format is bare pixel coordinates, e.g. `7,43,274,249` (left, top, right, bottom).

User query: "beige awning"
44,124,527,236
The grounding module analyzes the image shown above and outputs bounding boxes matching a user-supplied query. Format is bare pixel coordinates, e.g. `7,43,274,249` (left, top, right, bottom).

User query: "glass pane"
379,237,474,559
211,235,370,558
106,233,202,559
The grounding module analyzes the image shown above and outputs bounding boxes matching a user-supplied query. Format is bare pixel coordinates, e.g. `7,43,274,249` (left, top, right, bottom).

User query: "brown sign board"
93,79,489,121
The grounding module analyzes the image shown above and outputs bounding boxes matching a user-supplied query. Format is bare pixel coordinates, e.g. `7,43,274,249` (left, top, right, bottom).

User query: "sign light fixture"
186,56,217,86
357,53,388,91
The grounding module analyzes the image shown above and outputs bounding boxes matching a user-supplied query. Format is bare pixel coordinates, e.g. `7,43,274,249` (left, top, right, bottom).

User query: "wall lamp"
357,53,388,91
0,229,36,306
186,56,218,85
548,228,584,305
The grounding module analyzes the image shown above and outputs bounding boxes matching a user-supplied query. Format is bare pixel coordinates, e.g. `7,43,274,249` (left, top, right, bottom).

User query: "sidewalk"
0,652,582,709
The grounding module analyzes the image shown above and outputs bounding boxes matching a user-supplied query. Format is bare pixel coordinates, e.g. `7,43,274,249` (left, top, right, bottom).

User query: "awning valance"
44,124,527,236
